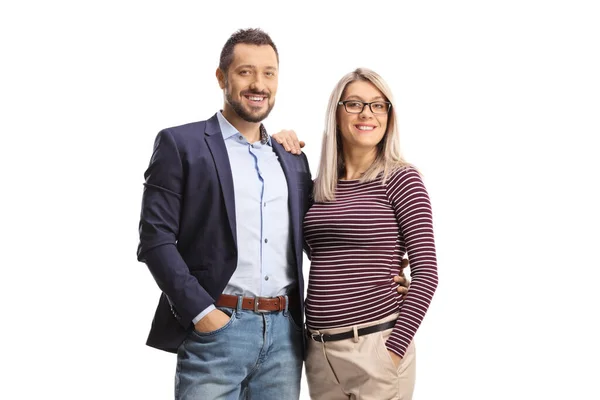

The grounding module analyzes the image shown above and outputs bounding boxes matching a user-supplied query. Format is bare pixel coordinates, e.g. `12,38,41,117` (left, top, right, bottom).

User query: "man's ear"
216,68,226,89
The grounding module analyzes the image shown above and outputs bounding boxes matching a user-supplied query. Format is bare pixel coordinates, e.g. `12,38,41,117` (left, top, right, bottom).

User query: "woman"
275,68,438,399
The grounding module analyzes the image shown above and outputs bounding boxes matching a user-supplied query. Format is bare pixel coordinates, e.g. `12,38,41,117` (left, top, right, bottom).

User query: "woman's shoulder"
387,163,422,183
384,164,430,204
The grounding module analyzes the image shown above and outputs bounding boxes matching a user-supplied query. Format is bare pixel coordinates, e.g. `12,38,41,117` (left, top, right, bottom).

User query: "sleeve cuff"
192,304,216,325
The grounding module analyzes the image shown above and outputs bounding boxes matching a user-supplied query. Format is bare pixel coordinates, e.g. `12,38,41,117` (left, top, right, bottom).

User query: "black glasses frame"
338,100,392,114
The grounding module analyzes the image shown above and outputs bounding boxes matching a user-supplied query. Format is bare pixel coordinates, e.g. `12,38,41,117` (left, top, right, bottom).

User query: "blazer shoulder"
162,120,207,139
294,151,312,174
158,117,219,153
273,145,310,174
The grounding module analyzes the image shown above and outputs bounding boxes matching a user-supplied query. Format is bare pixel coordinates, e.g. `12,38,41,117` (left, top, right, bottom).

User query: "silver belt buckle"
254,297,268,313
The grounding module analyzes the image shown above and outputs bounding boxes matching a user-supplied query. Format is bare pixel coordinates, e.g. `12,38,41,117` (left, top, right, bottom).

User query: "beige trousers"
305,313,416,400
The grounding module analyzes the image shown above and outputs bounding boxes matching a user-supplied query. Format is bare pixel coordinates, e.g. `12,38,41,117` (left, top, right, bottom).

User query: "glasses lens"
370,102,390,114
344,101,364,113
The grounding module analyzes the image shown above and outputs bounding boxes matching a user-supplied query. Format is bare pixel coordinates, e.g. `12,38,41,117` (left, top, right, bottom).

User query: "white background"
1,1,599,399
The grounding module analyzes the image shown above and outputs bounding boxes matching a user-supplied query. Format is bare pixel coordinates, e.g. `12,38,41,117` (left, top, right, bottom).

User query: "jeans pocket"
190,309,236,338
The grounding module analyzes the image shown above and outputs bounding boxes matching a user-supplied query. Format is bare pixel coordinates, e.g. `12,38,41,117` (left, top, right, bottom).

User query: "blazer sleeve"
301,153,314,260
137,129,213,328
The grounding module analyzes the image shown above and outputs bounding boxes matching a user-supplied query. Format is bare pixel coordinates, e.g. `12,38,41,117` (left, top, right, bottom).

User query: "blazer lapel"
204,114,237,246
272,141,301,266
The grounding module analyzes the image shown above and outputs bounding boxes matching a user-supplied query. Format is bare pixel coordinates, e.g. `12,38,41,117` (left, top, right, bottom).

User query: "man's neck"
221,107,262,143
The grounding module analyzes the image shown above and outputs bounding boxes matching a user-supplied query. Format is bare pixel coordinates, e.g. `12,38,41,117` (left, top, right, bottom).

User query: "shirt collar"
217,111,271,146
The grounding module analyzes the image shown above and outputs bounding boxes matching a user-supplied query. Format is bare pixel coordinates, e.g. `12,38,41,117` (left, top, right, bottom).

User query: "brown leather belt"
215,294,294,313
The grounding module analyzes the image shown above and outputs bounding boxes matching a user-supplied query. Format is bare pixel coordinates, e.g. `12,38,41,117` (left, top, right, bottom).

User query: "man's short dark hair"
219,28,279,73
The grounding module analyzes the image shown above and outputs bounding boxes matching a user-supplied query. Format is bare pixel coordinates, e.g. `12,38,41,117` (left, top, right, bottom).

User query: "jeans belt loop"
283,295,289,316
235,295,243,317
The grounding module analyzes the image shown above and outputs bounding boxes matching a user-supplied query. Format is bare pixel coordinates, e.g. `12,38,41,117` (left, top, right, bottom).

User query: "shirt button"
264,276,269,281
238,136,243,141
264,238,268,243
263,202,266,207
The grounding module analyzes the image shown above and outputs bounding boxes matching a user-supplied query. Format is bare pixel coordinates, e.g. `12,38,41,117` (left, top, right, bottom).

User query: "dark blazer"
137,113,312,353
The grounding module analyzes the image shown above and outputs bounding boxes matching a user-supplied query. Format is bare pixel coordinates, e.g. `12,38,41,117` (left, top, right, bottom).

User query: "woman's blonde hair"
314,68,409,202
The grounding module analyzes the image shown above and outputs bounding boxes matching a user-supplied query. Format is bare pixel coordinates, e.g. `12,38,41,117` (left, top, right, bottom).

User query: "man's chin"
240,108,271,123
227,97,274,123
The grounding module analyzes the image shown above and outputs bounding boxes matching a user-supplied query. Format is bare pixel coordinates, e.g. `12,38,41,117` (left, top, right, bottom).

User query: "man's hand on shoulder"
194,309,231,333
394,257,411,295
272,129,305,155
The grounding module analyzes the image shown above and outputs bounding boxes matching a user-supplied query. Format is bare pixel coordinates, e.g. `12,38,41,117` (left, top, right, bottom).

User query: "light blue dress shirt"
193,112,295,324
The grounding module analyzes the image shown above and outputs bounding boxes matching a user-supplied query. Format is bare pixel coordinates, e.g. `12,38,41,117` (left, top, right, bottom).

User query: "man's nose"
249,74,265,92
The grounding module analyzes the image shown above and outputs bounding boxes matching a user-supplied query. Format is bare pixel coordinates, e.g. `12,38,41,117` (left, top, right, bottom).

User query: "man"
137,28,409,399
137,28,310,399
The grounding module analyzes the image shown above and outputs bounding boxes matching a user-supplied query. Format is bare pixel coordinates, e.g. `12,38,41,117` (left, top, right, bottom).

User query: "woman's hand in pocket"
388,350,402,368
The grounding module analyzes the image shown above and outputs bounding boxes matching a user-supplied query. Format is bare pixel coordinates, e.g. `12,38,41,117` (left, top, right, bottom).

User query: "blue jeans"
175,304,303,400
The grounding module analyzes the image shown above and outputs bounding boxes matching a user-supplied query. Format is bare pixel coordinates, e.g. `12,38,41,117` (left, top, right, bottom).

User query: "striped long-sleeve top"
304,167,438,358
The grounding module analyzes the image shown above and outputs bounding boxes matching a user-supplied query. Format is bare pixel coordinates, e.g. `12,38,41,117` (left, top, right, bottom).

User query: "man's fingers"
396,286,408,295
401,258,409,269
393,274,410,290
284,130,300,154
280,137,292,151
394,274,409,294
290,133,301,154
272,130,304,154
274,134,291,151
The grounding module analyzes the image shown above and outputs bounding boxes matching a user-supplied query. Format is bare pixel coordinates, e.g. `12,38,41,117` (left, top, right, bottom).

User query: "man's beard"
225,88,274,123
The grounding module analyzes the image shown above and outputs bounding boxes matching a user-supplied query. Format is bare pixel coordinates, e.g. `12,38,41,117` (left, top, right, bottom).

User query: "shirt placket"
249,143,267,295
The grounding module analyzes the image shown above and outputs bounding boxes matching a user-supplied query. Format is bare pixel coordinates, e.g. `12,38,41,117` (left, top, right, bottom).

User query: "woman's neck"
340,147,378,180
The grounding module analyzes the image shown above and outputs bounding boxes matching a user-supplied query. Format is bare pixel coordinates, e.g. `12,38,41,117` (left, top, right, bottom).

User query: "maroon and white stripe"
304,167,438,358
